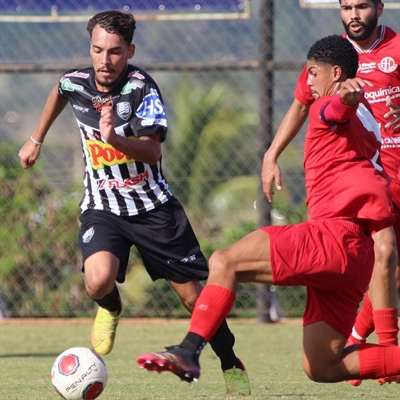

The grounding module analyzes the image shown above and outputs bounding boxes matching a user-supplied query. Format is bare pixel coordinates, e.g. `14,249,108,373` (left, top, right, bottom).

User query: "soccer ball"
51,347,108,399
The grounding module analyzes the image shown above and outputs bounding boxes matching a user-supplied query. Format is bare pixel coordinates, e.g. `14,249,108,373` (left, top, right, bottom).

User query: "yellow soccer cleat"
223,359,251,396
91,306,121,355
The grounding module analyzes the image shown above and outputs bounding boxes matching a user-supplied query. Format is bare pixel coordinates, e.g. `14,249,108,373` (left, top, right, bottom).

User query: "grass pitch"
0,318,399,399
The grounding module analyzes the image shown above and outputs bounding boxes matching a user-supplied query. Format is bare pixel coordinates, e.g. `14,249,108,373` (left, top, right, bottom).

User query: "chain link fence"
1,0,399,318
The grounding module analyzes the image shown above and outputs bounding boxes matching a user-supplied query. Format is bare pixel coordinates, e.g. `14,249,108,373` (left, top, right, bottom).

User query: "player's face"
340,0,383,41
90,25,135,92
306,61,339,100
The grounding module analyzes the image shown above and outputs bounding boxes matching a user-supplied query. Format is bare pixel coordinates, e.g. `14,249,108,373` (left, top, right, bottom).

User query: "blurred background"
1,0,399,319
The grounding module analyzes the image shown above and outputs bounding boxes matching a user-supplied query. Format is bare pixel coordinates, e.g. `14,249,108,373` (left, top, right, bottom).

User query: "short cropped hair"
87,10,136,45
307,34,359,78
338,0,381,6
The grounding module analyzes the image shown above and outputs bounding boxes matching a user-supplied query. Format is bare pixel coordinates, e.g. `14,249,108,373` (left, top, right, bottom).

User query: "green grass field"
0,318,399,399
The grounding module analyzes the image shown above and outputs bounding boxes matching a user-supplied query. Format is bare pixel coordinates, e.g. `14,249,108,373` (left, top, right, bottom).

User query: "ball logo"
378,57,397,73
58,354,80,376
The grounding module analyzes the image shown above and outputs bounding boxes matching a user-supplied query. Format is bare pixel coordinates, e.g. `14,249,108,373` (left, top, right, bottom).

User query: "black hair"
338,0,381,6
87,10,136,45
307,34,359,78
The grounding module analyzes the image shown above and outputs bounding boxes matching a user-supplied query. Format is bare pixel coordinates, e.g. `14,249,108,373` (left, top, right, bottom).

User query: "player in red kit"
295,0,400,381
137,35,400,388
268,0,400,386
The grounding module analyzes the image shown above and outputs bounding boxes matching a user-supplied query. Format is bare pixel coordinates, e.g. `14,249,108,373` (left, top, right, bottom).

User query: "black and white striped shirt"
59,65,172,216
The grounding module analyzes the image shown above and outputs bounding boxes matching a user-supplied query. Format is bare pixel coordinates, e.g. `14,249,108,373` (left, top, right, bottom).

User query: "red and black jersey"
58,65,172,217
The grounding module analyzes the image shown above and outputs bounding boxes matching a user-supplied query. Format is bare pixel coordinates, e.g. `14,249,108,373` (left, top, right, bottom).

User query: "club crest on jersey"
117,102,131,121
136,88,167,127
378,57,397,74
92,95,113,112
82,227,95,243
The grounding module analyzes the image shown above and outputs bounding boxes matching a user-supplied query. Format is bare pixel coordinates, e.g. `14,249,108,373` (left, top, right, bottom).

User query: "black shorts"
78,197,209,284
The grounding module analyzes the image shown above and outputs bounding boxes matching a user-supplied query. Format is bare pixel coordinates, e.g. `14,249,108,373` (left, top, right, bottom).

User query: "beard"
95,74,119,89
342,13,378,42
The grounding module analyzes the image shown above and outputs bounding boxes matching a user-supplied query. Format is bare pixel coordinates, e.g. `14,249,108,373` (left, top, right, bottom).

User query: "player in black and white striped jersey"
18,10,250,396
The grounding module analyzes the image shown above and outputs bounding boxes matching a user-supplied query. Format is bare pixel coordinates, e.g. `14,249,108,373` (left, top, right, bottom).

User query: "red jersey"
305,93,393,235
295,26,400,185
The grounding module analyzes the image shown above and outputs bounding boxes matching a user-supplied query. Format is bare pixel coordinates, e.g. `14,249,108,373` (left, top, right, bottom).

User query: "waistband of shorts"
339,218,370,237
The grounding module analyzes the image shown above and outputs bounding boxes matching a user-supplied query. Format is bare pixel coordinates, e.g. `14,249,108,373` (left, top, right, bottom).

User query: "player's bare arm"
262,98,310,202
384,96,400,131
339,78,373,106
19,84,68,169
99,105,162,165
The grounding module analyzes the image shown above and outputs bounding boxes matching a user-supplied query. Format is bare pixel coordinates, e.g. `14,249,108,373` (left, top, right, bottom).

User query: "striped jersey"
58,65,172,216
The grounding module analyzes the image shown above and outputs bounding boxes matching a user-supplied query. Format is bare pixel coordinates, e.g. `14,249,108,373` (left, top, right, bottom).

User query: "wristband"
30,136,43,146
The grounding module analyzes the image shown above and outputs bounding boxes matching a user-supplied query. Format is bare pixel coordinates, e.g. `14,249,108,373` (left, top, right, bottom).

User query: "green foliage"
0,142,85,315
164,76,258,220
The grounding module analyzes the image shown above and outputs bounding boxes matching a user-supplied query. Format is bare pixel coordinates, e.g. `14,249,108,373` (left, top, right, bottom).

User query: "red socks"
352,291,398,346
358,343,400,379
352,292,374,339
189,285,235,342
373,308,399,346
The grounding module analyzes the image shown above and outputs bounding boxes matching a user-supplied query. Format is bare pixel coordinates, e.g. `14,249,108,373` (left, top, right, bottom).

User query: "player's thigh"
302,321,349,382
208,229,273,284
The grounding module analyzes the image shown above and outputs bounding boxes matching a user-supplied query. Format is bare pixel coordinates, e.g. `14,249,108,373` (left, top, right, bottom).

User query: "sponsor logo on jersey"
92,95,113,112
61,78,84,92
117,102,131,120
378,57,398,73
73,104,89,113
87,140,135,169
128,71,145,80
97,171,149,190
382,136,400,149
82,227,95,243
65,71,90,79
121,80,144,93
136,88,167,127
358,61,376,74
121,82,137,94
364,85,400,103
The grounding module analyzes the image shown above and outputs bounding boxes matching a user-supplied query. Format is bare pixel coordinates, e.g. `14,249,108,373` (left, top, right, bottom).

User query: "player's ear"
377,2,384,18
128,44,136,59
332,65,342,82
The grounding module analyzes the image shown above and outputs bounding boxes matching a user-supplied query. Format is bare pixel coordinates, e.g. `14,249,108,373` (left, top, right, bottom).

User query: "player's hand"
384,96,400,131
339,78,373,107
18,139,41,169
261,153,282,203
99,105,116,144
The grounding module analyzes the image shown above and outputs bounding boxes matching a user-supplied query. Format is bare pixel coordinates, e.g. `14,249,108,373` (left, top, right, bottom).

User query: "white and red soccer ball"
51,347,108,399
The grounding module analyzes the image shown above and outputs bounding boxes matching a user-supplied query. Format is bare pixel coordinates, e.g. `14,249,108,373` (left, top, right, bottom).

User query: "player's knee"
209,249,235,278
85,276,112,299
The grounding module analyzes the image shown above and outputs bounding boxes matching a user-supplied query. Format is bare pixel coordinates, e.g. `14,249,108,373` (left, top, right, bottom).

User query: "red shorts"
261,219,375,338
